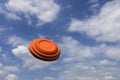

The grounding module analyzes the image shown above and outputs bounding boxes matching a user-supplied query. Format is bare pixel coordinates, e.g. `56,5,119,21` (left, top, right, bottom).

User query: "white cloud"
2,54,8,60
0,62,19,79
90,3,99,8
57,36,120,80
0,46,2,52
0,7,21,20
104,75,115,80
105,46,120,60
57,59,119,80
0,70,4,76
0,63,3,68
4,66,19,72
88,0,98,3
49,66,61,71
5,12,21,20
5,0,60,23
5,74,18,80
58,62,101,80
89,3,100,14
99,59,117,67
0,63,3,76
58,63,118,80
69,0,120,42
59,37,96,63
12,45,53,70
7,35,28,47
0,26,5,36
60,36,120,61
0,26,12,36
24,15,32,25
12,46,30,59
43,76,54,80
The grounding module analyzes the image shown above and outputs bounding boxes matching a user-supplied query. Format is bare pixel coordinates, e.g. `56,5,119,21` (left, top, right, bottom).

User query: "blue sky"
0,0,120,80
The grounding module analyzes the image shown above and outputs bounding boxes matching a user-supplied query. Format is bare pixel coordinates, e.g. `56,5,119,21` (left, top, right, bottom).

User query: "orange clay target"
29,38,60,61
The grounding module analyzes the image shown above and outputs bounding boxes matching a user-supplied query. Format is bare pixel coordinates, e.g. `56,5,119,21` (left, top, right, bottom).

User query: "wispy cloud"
0,7,21,20
5,74,18,80
0,63,19,80
43,76,55,80
69,0,120,42
58,36,119,80
3,0,60,24
88,0,99,3
60,36,120,61
6,35,28,47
